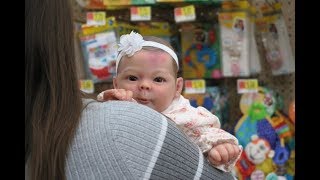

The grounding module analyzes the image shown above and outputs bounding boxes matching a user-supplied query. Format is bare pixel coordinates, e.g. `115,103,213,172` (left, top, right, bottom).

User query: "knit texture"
63,100,234,179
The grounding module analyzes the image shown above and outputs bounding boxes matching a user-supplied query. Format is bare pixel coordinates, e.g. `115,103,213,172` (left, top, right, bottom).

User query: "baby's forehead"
119,52,176,72
127,49,172,62
119,49,178,74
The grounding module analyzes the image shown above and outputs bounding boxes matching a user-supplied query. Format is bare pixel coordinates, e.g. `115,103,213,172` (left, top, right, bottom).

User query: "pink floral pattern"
162,95,242,172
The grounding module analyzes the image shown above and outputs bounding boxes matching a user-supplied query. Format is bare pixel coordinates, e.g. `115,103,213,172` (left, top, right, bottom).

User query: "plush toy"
245,134,276,175
245,134,274,165
235,102,267,146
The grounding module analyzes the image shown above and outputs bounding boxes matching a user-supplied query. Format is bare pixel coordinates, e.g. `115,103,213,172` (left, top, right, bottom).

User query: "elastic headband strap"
115,31,179,74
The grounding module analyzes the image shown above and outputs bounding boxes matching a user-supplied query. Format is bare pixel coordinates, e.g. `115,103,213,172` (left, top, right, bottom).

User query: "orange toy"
288,100,295,123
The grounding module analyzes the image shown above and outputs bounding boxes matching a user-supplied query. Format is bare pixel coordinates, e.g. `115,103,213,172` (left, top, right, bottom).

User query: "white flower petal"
118,31,145,57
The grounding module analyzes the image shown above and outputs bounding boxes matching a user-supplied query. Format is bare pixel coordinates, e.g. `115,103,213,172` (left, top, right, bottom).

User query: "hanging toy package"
248,6,262,75
181,22,222,79
256,3,295,75
79,17,119,83
218,1,251,77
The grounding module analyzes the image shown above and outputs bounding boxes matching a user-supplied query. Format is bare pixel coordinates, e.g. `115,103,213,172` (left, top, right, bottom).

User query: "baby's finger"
226,143,240,161
97,89,127,101
215,145,229,163
225,144,238,160
115,89,128,100
232,145,241,159
208,148,222,165
97,90,119,101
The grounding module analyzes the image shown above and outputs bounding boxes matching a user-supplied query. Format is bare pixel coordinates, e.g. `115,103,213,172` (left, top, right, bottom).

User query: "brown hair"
25,0,83,179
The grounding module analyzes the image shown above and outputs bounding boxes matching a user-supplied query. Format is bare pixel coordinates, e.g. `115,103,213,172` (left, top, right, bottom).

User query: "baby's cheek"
119,82,135,90
126,86,138,94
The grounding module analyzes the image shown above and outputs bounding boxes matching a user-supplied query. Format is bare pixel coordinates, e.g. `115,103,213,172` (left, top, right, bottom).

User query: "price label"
103,0,130,5
131,6,151,21
157,0,183,2
79,79,94,94
184,79,206,94
237,79,258,94
174,5,196,23
86,12,106,26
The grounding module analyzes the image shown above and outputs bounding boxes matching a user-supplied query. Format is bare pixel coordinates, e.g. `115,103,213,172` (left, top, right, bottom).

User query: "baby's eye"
128,75,138,81
154,77,165,83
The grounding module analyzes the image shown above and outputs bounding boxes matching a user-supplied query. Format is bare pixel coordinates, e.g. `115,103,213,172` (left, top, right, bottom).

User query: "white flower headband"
116,31,179,74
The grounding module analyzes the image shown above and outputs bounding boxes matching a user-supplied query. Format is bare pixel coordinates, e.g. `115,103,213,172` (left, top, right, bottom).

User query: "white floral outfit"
162,95,242,172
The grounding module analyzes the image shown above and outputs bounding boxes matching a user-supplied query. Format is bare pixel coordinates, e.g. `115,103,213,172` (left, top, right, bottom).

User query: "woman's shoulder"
79,99,167,137
66,100,168,179
66,99,234,179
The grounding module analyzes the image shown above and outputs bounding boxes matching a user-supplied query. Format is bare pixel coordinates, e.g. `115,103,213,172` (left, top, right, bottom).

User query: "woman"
25,0,234,179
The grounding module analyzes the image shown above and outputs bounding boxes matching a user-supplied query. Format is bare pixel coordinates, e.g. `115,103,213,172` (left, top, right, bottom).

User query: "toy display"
256,3,295,75
181,23,222,79
218,9,250,77
234,86,295,179
79,17,118,83
76,2,294,179
239,87,277,116
80,30,118,83
248,7,262,75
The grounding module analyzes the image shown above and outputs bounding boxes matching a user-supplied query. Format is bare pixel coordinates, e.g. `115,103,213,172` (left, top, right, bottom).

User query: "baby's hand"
207,143,241,166
97,89,134,101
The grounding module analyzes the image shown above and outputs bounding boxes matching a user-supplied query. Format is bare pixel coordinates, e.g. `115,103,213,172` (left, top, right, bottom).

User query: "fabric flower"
118,31,145,57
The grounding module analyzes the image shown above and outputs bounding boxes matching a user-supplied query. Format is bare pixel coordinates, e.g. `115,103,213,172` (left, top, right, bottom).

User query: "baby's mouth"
136,98,149,104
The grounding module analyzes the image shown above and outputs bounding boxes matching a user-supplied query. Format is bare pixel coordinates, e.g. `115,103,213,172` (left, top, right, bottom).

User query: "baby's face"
114,49,182,112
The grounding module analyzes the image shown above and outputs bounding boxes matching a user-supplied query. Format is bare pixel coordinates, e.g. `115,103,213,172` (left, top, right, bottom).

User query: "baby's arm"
195,107,242,172
165,103,242,172
195,114,242,172
97,89,134,101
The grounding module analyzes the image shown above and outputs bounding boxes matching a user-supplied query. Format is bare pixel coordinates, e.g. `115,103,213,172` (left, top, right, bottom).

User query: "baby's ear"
113,77,118,88
176,77,184,97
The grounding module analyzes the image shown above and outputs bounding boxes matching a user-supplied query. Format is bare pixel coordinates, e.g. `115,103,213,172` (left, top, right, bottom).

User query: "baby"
98,31,242,172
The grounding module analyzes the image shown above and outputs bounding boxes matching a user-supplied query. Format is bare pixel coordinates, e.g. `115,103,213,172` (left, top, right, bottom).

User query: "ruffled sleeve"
162,95,242,172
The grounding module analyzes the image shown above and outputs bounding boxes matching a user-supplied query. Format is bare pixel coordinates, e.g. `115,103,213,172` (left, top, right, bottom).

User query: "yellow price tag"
191,80,205,89
237,79,258,94
247,80,258,89
131,6,151,21
182,5,195,17
184,79,206,94
93,12,105,22
86,12,106,26
138,7,151,17
174,5,196,23
83,81,93,89
80,80,94,93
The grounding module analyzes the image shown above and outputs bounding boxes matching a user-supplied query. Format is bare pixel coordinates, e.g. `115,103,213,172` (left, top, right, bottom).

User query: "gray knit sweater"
43,100,234,179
